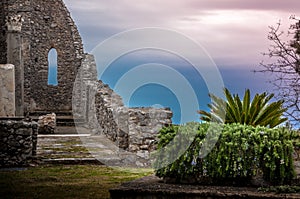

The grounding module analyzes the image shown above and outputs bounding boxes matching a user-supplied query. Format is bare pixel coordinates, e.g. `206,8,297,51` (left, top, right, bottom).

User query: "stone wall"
1,1,173,163
94,82,130,149
0,120,38,167
72,53,98,125
0,1,8,64
73,54,129,148
74,54,173,156
0,64,15,117
93,86,173,159
128,108,173,158
0,0,84,114
25,0,84,112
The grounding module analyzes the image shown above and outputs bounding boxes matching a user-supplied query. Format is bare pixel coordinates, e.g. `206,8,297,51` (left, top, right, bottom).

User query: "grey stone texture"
1,1,173,164
0,120,38,167
0,64,15,117
0,0,84,114
38,113,56,134
74,54,173,158
5,14,24,116
128,107,173,156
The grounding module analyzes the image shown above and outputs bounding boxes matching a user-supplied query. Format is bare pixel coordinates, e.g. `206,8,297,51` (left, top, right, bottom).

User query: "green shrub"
154,123,298,185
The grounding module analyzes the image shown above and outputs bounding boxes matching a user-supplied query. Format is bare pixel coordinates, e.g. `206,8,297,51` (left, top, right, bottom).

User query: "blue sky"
62,0,300,124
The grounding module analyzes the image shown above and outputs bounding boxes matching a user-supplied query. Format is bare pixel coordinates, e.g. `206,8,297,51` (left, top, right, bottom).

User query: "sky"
62,0,300,124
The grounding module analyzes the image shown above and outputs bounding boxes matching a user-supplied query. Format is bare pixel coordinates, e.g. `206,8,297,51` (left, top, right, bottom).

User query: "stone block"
38,113,56,134
0,64,15,117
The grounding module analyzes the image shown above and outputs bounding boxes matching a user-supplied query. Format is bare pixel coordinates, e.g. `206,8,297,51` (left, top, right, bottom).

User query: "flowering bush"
154,123,299,185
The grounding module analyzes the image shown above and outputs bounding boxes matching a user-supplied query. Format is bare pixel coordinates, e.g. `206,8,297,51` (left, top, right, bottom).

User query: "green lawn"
0,165,153,199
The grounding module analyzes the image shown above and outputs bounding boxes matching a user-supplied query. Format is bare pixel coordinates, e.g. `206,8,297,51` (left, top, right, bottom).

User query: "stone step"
28,111,73,116
41,158,103,165
36,130,151,167
30,115,86,127
54,126,89,134
28,111,75,127
56,117,86,127
0,117,24,120
36,133,95,165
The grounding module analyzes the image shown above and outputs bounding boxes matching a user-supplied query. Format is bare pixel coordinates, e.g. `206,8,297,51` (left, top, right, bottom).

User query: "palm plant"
198,88,288,128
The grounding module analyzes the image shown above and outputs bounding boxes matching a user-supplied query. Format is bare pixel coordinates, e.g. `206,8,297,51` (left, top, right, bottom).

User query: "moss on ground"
0,165,153,199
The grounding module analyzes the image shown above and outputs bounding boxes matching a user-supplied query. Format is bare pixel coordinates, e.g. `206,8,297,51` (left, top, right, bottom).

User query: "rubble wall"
0,0,84,113
75,54,173,155
0,120,38,167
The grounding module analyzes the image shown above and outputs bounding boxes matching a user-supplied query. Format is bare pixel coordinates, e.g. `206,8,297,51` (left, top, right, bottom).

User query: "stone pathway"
36,127,150,167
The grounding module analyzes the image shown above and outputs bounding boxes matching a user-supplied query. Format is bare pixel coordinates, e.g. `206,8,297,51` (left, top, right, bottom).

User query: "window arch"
47,48,58,86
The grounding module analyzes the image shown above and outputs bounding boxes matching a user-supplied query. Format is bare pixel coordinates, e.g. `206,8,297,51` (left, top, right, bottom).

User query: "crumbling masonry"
0,0,172,166
0,0,84,114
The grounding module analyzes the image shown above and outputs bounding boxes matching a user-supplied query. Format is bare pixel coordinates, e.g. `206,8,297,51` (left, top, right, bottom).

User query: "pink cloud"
64,0,299,66
188,0,300,12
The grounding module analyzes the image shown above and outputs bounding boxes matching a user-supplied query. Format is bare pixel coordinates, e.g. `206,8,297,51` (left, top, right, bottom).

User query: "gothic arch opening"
47,48,58,86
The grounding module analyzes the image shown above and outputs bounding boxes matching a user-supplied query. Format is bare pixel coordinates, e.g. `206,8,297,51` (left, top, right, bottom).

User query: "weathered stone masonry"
1,0,173,166
0,0,84,114
75,55,173,159
0,64,15,117
0,1,7,64
0,120,38,167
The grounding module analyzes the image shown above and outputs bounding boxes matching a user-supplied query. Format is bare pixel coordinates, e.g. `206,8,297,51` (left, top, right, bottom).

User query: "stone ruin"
0,0,173,166
1,0,84,115
38,113,56,134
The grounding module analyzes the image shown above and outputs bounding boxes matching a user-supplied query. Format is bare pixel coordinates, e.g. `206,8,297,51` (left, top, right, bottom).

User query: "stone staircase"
36,126,150,167
28,111,85,126
36,127,100,165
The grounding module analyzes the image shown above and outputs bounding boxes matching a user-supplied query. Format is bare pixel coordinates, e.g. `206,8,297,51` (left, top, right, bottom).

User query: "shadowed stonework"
0,0,84,114
0,0,173,167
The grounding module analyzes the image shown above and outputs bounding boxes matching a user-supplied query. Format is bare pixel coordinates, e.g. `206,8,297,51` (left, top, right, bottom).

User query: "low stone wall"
94,83,129,149
73,54,173,162
93,88,173,154
128,108,173,159
0,120,38,167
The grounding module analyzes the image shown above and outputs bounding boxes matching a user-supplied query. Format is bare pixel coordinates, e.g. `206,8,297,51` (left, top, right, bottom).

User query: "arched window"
48,48,58,86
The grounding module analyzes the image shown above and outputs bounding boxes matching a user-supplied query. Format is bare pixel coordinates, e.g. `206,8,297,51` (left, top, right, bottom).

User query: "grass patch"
0,165,153,199
38,139,92,159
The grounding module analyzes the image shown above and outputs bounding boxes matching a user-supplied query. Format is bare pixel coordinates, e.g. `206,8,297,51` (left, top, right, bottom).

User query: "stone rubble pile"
38,113,56,134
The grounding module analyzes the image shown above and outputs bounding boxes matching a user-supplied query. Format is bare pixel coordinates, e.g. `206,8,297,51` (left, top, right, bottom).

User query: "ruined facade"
0,0,84,115
0,0,173,166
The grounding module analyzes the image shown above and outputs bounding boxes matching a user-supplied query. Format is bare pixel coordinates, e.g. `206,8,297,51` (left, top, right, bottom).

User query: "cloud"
63,0,299,65
188,0,300,13
65,0,300,16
